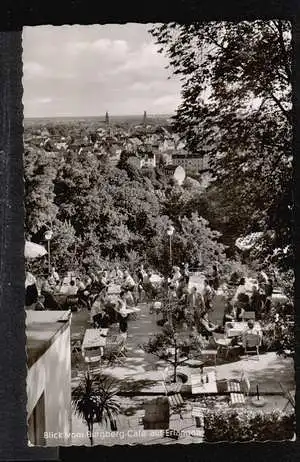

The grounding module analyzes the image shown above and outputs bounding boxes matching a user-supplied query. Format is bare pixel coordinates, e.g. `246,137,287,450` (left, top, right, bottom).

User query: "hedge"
203,409,295,442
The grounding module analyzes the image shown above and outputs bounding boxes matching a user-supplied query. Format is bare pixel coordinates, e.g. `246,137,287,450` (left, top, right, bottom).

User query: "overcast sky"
22,24,182,118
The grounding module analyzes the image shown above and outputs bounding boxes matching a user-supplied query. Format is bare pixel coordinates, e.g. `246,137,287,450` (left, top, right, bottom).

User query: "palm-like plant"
95,375,121,431
72,372,121,445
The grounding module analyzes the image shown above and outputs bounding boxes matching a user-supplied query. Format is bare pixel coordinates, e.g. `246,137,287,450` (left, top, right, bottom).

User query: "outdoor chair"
227,371,250,396
104,337,127,365
200,348,218,366
211,332,233,360
279,383,295,412
242,311,256,321
243,332,261,359
230,392,246,407
168,393,184,407
71,339,82,357
191,405,205,429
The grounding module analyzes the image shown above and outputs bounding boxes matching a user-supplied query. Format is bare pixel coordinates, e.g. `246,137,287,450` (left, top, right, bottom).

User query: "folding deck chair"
279,383,295,412
159,369,186,421
104,336,127,365
228,371,250,407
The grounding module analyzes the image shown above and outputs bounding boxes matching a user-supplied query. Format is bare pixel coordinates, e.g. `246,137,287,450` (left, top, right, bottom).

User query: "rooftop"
26,310,71,368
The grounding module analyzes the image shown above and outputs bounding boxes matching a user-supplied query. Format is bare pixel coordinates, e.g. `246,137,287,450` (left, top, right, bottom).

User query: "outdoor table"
113,305,141,317
185,359,204,368
225,321,262,338
191,368,218,394
81,328,109,360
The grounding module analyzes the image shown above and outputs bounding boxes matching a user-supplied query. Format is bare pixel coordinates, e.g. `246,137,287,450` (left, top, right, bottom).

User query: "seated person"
25,271,38,308
199,311,222,339
48,267,60,288
76,278,90,308
234,293,250,321
93,311,104,328
40,278,61,309
34,295,46,310
67,279,78,296
99,311,110,329
242,319,262,347
223,302,236,325
98,271,109,291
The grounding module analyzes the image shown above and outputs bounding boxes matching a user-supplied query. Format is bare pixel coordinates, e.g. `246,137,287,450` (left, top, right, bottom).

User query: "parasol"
25,241,47,259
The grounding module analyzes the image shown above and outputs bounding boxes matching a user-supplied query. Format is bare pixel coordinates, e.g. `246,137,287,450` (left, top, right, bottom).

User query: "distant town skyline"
22,24,182,118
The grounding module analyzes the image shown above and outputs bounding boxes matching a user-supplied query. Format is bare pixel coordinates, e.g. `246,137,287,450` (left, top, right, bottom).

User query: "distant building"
172,152,209,172
105,111,110,125
128,151,156,169
140,151,156,169
26,310,72,446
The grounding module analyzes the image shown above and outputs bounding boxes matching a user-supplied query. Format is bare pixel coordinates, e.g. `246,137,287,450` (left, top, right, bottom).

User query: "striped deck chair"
228,371,250,406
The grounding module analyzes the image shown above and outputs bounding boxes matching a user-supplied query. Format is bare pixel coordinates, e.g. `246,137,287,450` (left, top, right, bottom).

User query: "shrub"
203,409,295,442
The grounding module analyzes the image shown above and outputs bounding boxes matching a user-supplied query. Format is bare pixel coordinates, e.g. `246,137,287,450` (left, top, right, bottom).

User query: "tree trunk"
88,419,94,446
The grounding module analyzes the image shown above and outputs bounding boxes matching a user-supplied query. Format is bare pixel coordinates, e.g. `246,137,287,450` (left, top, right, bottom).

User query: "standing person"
188,286,205,331
136,264,147,301
183,262,190,285
203,279,214,312
212,264,220,291
113,265,123,283
117,292,129,339
122,269,136,305
90,288,107,327
250,285,263,320
89,272,100,295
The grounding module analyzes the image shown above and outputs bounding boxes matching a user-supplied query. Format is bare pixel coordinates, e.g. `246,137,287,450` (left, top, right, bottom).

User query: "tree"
143,324,188,383
150,21,292,270
24,147,59,236
72,372,120,446
143,294,203,382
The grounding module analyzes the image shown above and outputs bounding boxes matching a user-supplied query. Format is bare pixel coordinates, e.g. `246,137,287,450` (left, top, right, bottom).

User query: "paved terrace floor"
71,301,295,396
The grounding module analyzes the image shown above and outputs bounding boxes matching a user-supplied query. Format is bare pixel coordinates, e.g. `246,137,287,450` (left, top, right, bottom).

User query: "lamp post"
166,225,175,269
44,229,53,275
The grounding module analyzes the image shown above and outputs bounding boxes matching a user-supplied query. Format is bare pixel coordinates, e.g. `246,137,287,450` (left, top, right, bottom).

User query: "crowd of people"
25,259,292,354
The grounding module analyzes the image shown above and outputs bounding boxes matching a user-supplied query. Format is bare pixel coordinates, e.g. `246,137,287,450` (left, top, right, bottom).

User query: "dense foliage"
150,20,293,270
204,409,295,442
24,126,226,276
